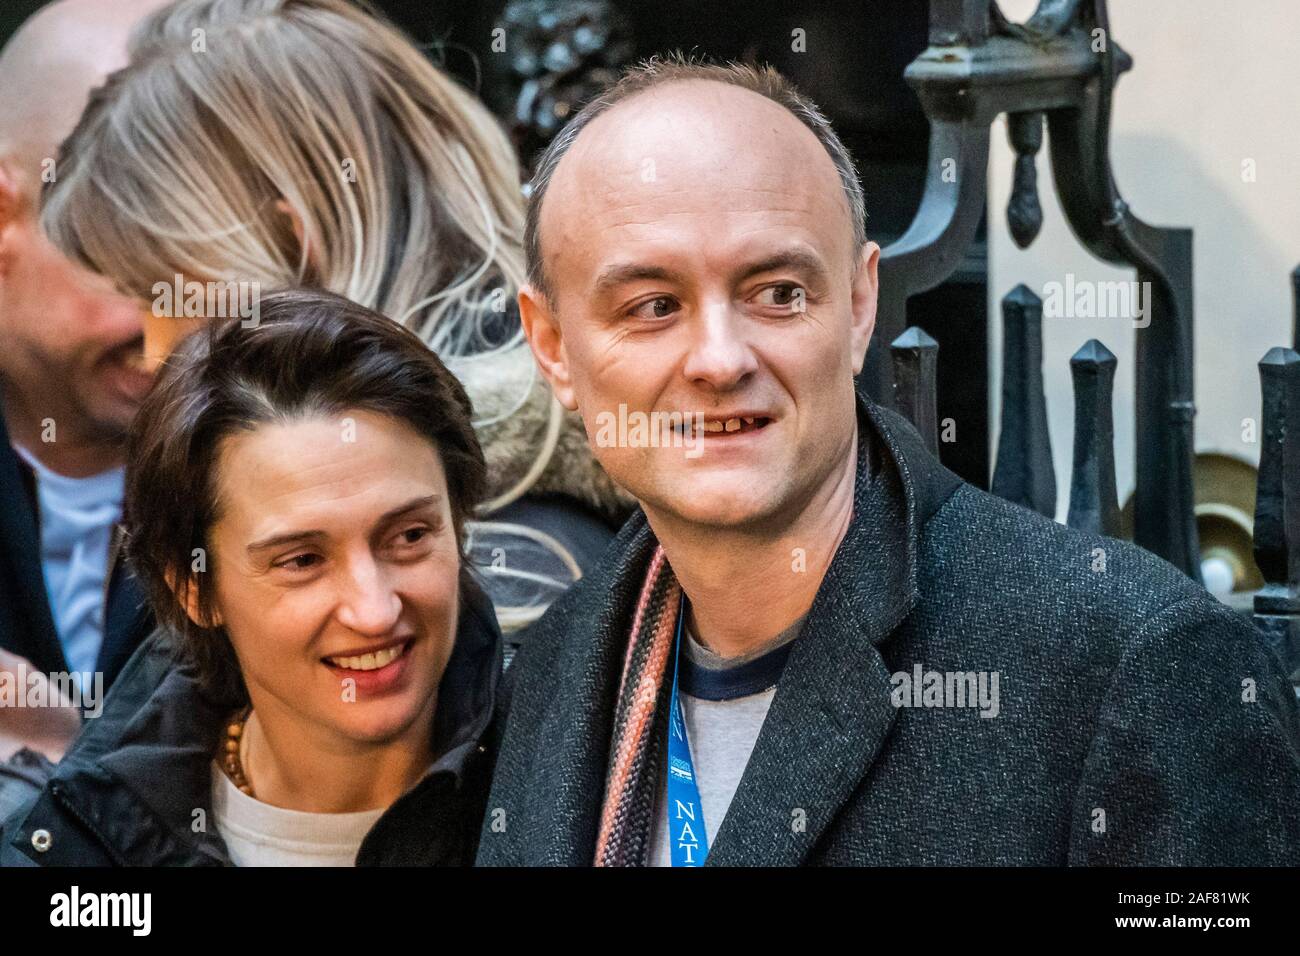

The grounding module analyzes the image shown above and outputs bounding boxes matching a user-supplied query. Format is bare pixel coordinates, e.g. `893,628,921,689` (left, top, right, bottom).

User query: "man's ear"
164,567,223,630
0,161,27,280
518,284,578,411
849,240,881,376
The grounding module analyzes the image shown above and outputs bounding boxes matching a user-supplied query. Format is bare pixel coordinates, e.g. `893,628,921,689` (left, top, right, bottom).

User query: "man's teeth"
119,350,150,372
325,643,405,671
702,417,760,433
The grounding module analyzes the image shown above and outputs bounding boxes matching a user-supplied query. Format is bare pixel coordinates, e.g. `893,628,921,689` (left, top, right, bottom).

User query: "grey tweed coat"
476,392,1300,866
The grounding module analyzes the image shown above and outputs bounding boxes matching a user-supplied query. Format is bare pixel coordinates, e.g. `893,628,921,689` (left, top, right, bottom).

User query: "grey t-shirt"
648,615,804,866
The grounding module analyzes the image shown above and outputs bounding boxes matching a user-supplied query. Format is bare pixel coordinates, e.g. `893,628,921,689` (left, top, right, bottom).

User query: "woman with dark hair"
1,289,500,866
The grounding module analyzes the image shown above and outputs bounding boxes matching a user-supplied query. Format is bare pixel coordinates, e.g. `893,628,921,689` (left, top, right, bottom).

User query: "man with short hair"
477,57,1300,866
0,0,171,759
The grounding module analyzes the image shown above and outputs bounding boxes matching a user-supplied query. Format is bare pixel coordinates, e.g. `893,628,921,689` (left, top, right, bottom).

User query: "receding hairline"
526,62,868,304
0,0,167,200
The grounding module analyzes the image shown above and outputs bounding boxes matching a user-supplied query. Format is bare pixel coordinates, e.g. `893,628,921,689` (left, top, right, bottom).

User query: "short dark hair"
525,53,868,303
125,288,487,697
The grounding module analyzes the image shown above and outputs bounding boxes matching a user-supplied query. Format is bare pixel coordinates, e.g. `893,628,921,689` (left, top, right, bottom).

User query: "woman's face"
199,408,460,746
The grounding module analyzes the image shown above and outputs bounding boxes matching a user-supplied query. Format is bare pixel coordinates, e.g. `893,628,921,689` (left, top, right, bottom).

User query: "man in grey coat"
476,56,1300,866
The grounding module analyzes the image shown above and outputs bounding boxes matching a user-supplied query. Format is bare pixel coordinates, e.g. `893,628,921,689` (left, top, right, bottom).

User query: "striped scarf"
593,545,682,866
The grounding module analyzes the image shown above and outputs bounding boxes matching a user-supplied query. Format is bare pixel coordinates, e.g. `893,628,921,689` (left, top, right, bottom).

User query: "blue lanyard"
667,598,708,866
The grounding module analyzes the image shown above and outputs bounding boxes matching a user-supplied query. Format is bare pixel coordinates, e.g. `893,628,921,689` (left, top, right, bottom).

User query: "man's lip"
674,413,776,435
697,410,773,422
320,636,413,661
102,341,153,377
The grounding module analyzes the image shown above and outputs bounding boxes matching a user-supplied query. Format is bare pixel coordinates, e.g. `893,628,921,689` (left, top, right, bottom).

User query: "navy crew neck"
677,633,796,701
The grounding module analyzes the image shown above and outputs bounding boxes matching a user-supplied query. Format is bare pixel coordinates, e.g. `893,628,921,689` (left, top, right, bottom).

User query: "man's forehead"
539,80,852,278
0,0,157,192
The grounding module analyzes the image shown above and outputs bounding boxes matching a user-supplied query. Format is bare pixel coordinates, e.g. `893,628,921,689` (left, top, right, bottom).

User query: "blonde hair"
42,0,574,629
43,0,528,356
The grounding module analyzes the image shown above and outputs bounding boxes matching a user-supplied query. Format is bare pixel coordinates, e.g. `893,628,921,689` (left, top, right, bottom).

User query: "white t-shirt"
210,763,385,867
648,616,804,866
12,445,123,678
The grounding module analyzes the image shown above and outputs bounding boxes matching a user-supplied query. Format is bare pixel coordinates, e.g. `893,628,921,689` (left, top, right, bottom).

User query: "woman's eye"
276,553,321,571
391,525,436,551
627,296,678,321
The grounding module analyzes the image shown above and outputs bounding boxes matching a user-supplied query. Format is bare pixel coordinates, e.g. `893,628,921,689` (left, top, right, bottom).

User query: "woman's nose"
335,559,403,635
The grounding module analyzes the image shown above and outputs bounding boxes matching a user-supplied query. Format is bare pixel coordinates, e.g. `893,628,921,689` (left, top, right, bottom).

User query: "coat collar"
9,574,502,866
0,404,64,677
523,391,963,865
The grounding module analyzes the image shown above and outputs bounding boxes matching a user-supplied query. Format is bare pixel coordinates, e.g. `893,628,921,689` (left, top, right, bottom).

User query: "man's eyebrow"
593,263,688,295
732,247,830,285
245,495,442,555
592,249,832,296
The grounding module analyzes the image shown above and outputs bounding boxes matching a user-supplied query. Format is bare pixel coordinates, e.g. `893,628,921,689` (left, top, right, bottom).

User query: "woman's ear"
518,284,578,411
273,197,315,273
164,566,223,630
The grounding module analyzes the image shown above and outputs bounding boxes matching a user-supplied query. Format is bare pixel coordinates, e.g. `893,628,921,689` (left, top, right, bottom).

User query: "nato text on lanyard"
667,598,708,866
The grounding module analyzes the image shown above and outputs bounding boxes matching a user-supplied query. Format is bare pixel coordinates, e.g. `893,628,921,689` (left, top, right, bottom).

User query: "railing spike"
991,286,1056,517
890,326,940,454
1066,339,1120,536
1290,264,1299,351
1253,346,1300,686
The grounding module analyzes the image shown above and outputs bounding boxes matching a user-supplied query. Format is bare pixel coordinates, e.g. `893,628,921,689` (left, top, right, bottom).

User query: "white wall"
987,0,1300,524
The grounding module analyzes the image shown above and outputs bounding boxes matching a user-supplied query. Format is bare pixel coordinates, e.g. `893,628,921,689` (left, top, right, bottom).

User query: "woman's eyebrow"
374,494,442,526
245,495,442,555
246,529,327,556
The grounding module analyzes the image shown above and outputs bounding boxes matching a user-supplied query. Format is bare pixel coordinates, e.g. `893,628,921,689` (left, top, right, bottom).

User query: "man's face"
0,205,151,440
524,80,879,532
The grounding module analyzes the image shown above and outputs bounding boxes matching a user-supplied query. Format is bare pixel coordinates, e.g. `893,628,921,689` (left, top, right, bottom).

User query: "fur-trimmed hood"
454,344,636,525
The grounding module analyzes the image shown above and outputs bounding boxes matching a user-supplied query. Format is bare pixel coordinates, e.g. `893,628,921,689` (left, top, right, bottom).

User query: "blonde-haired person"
40,0,633,634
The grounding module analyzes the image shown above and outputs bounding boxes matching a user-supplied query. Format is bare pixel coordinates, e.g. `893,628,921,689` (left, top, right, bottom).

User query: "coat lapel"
518,518,661,865
511,394,959,866
706,397,926,866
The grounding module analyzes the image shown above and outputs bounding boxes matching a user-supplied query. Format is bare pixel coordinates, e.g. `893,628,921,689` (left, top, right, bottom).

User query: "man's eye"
627,296,678,321
757,284,804,309
276,553,321,571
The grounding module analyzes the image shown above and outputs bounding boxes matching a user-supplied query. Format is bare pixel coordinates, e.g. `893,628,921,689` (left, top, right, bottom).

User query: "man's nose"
681,299,759,389
335,556,403,635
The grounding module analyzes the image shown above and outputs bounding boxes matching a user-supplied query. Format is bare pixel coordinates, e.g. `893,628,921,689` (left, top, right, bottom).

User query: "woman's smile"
321,636,417,696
